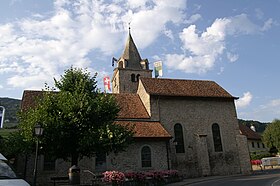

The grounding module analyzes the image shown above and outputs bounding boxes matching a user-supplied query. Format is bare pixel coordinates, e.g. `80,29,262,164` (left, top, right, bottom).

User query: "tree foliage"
18,67,134,165
0,131,33,159
262,119,280,152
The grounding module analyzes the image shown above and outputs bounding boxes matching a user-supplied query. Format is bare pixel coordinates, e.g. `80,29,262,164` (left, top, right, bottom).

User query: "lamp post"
33,124,44,186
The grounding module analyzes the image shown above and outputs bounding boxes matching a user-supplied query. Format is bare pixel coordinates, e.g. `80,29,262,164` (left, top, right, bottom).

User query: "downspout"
166,140,170,170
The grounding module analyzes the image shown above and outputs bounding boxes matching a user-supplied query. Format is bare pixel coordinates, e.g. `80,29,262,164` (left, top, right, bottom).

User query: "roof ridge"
140,77,215,83
140,77,236,99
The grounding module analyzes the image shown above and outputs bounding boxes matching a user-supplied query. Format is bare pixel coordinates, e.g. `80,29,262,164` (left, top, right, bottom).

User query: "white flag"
154,61,163,78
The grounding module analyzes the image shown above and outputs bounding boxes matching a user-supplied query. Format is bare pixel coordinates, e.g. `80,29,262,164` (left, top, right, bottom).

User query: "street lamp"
33,124,44,186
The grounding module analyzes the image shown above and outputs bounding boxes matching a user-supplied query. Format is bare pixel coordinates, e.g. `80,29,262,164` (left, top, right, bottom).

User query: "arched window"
141,146,151,167
174,123,185,153
136,74,140,82
131,74,136,82
212,123,223,152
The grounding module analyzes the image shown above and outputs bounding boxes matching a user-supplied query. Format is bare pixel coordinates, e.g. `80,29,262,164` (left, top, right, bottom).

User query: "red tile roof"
21,90,44,111
115,121,171,139
140,77,237,99
239,124,262,140
21,91,150,119
21,90,169,139
113,93,150,119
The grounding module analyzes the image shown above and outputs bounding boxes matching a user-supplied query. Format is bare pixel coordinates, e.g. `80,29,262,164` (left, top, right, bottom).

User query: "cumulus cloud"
227,52,239,62
261,18,276,31
236,92,253,108
185,14,202,24
0,0,186,91
165,14,269,74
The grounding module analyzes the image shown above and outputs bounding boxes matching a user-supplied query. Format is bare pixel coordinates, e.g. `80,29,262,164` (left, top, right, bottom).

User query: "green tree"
18,67,134,165
262,119,280,153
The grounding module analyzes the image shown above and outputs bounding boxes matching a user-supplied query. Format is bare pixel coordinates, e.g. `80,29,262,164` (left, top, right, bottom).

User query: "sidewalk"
166,174,243,186
166,169,276,186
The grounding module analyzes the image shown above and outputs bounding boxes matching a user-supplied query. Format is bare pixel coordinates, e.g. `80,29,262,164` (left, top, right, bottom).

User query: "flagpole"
0,106,5,128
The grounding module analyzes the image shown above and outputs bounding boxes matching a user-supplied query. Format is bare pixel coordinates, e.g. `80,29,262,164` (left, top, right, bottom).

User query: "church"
106,30,252,177
21,31,251,184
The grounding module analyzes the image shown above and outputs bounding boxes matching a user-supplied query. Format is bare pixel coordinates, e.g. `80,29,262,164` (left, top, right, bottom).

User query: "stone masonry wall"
236,134,252,175
151,96,245,177
114,69,152,93
137,80,151,116
107,140,168,171
19,140,168,186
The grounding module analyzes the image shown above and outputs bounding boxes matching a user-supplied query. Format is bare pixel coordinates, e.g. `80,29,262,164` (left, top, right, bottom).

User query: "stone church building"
21,31,251,184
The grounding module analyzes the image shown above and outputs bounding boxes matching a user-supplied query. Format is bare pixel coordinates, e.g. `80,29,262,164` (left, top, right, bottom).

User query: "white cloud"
185,14,202,24
126,0,186,48
260,99,280,109
236,92,253,108
164,28,174,40
239,98,280,122
0,0,186,91
165,14,265,74
261,18,275,31
227,52,239,63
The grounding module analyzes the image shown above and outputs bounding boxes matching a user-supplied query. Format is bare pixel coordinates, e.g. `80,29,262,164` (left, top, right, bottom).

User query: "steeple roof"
121,30,142,69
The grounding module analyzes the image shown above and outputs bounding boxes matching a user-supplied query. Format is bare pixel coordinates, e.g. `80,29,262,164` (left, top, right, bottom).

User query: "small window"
252,142,255,148
174,123,185,153
141,146,151,167
212,123,223,152
118,61,124,68
262,143,265,148
131,74,136,82
257,142,260,148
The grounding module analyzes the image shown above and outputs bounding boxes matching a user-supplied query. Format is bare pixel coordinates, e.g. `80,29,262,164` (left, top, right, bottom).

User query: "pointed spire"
121,25,142,69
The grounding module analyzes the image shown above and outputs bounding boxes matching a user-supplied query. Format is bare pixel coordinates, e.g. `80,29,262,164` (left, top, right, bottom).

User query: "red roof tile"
140,77,237,99
21,90,169,139
21,90,44,111
239,124,261,140
21,91,150,120
114,93,150,119
115,121,171,139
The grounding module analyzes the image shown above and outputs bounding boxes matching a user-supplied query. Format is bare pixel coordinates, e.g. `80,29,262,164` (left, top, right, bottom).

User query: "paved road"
189,170,280,186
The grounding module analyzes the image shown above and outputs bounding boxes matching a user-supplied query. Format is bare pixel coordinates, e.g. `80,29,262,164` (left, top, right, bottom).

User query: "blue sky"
0,0,279,122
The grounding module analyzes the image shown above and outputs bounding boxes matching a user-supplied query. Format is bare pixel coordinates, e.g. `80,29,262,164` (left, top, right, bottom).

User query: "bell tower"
112,29,152,93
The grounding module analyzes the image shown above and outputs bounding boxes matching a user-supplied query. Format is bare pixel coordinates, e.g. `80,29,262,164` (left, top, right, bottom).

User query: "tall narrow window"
141,146,151,167
136,74,140,82
174,123,185,153
131,74,136,82
212,123,223,152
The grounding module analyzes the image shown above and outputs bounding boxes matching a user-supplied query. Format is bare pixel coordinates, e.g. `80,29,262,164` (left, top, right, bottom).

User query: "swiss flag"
103,76,111,92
